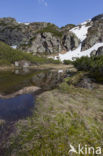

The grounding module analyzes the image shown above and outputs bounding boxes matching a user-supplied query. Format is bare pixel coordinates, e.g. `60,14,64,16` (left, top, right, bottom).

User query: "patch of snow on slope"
18,22,30,25
11,45,17,49
70,20,91,42
24,23,30,25
58,43,103,61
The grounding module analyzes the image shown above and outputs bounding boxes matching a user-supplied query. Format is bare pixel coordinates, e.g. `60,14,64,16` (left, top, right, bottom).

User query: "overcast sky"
0,0,103,27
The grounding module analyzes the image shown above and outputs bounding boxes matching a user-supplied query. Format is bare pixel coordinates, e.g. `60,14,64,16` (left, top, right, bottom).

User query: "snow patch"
11,45,17,49
70,20,91,42
24,23,30,25
58,43,103,61
18,22,30,25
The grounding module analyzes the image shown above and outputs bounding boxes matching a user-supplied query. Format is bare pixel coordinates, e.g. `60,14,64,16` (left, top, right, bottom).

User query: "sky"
0,0,103,27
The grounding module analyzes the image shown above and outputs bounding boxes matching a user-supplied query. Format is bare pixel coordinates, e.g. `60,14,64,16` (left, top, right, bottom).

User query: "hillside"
0,41,60,65
0,14,103,61
0,18,79,55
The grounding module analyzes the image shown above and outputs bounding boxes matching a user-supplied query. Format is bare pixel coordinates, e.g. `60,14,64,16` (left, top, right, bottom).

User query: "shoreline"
0,86,41,99
0,64,77,72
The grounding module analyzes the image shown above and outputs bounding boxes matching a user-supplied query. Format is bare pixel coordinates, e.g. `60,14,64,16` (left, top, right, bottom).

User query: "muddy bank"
0,86,40,99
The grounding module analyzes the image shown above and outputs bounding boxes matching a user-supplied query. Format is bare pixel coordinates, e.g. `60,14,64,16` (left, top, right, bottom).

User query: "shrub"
63,60,73,65
73,56,103,82
37,24,63,38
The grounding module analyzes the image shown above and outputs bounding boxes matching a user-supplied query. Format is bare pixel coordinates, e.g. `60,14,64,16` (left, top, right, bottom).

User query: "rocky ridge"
0,17,80,55
0,14,103,57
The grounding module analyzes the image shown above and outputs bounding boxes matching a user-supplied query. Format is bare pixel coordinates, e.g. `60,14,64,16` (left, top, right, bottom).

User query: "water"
0,69,66,121
0,69,67,153
0,94,34,121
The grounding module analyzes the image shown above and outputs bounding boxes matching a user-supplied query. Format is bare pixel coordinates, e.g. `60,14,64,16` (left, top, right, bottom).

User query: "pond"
0,94,34,121
0,69,66,121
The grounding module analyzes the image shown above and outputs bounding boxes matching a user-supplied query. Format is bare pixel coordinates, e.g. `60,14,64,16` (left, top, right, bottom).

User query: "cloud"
38,0,48,7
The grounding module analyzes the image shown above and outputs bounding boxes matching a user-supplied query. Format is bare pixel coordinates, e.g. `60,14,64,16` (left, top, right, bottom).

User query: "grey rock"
95,46,103,56
76,77,96,90
90,50,97,56
24,32,62,54
14,60,31,68
90,46,103,56
62,32,80,51
81,14,103,51
0,17,80,55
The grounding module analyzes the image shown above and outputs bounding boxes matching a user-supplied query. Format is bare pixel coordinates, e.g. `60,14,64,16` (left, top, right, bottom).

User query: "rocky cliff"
0,14,103,57
81,14,103,51
0,17,79,55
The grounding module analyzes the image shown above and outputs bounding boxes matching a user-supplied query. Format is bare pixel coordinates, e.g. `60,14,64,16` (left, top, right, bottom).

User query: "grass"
3,75,103,156
0,41,61,65
37,24,63,38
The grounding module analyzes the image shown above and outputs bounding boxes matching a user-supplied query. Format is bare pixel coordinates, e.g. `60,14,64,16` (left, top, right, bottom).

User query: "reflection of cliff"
32,71,65,90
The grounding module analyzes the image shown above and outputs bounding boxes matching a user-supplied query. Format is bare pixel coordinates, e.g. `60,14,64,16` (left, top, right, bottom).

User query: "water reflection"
0,94,34,121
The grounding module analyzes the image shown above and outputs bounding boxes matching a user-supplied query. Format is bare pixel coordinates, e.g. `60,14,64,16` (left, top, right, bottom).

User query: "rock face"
22,32,80,54
23,32,62,54
62,32,79,51
1,15,103,56
0,18,51,47
81,14,103,51
0,17,80,55
91,46,103,56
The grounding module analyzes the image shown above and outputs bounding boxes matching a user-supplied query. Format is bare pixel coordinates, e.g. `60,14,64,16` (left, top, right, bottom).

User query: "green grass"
37,24,63,38
0,41,60,65
4,78,103,156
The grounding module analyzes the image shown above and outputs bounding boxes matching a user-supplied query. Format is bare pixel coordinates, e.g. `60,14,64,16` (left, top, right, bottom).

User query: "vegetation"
63,59,73,65
72,56,103,82
61,24,75,30
0,41,61,65
37,24,63,37
4,79,103,155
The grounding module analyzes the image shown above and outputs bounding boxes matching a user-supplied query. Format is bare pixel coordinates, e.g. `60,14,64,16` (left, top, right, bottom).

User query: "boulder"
90,50,97,56
95,46,103,56
15,60,31,68
62,32,80,51
90,46,103,56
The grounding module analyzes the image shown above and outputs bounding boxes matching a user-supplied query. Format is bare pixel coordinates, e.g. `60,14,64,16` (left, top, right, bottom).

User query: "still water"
0,69,65,121
0,94,34,121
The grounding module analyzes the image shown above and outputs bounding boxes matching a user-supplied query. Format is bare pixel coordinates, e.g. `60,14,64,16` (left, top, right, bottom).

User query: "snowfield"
70,20,91,42
58,43,103,61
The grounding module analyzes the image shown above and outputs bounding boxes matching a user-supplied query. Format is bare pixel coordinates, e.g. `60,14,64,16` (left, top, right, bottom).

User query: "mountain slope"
0,18,80,55
55,14,103,61
0,14,103,60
